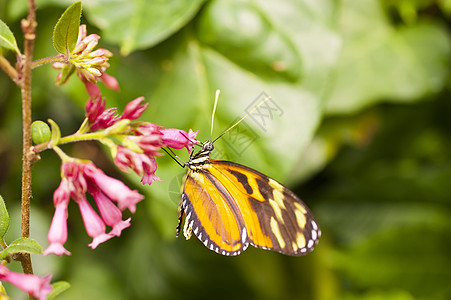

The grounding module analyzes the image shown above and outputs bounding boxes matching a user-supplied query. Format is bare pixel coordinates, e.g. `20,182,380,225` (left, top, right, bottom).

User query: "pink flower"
45,161,145,253
77,195,114,249
161,128,199,153
43,180,71,256
89,185,131,236
120,97,148,120
0,265,52,300
83,163,144,213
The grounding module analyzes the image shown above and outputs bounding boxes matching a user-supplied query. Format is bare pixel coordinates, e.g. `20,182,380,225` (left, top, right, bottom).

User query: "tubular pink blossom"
89,186,131,236
43,188,71,256
161,128,199,153
83,163,145,213
0,265,52,300
120,97,148,120
77,195,113,249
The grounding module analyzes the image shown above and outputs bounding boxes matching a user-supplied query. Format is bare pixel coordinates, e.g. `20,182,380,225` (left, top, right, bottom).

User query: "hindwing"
178,159,321,256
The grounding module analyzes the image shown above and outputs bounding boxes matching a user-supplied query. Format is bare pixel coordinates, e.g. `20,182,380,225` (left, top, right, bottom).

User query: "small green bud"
31,121,52,144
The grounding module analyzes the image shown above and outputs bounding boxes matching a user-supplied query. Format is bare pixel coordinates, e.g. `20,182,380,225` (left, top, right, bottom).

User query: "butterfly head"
187,141,214,171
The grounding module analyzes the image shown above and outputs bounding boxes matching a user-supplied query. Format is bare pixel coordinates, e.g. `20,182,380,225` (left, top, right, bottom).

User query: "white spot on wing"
311,220,318,230
307,239,314,248
241,229,247,242
311,230,317,240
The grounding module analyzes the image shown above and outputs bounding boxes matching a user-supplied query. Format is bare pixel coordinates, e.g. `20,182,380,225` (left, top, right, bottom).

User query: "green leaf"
83,0,205,55
325,0,451,114
0,18,19,54
135,0,340,238
48,119,61,146
47,281,71,300
0,238,42,259
53,1,82,55
0,195,9,240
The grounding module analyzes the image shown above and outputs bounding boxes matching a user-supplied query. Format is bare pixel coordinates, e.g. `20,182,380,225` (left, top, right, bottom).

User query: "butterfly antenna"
210,89,220,142
212,94,272,144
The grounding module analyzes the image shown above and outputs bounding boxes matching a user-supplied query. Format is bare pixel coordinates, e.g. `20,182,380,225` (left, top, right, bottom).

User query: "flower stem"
32,130,113,153
32,54,65,69
18,0,37,278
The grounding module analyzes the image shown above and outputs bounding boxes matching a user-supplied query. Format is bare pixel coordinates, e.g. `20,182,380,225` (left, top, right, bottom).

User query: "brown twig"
0,56,20,84
18,0,38,277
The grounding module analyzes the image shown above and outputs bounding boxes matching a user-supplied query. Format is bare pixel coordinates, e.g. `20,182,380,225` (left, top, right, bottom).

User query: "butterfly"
172,91,321,256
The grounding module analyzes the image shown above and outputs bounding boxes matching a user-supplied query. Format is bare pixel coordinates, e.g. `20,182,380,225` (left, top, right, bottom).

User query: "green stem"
31,54,65,69
33,130,112,153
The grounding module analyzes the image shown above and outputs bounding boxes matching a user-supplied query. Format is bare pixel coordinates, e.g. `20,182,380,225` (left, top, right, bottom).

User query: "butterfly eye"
205,143,214,151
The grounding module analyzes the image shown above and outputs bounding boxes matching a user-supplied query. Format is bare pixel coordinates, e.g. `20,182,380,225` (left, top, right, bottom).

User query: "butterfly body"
176,141,321,256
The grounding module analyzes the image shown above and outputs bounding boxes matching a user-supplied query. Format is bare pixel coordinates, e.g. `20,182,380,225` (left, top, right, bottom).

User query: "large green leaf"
82,0,206,55
325,0,451,114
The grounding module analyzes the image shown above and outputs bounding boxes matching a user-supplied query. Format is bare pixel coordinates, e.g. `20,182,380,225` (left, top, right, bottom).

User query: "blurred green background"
1,0,451,299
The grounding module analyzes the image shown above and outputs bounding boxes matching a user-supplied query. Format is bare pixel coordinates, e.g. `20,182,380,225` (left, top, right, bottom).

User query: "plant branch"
0,56,20,84
18,0,38,277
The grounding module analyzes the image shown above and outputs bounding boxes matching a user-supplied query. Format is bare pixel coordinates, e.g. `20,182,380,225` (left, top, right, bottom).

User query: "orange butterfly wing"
178,159,321,256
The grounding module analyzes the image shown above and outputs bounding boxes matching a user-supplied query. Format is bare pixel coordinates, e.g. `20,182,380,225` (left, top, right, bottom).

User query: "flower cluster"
85,96,198,185
44,161,141,255
0,265,52,300
53,25,119,98
44,96,198,255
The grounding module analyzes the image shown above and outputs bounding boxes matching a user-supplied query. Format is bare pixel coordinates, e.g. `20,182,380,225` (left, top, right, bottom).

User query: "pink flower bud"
90,108,119,131
120,97,149,120
85,95,106,123
100,73,120,92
